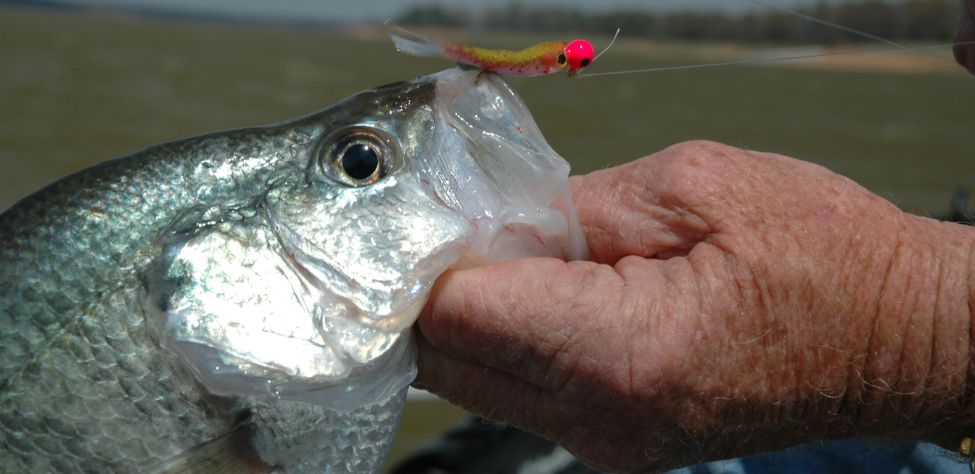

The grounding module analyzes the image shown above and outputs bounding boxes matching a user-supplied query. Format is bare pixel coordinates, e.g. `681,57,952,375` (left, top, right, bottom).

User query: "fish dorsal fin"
147,423,275,474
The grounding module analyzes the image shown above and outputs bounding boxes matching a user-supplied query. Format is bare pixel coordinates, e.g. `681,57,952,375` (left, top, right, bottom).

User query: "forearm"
857,214,975,445
917,216,975,446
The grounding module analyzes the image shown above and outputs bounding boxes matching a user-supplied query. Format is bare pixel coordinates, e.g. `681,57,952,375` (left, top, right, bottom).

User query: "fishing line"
593,28,621,63
745,0,907,49
743,0,949,62
576,41,975,78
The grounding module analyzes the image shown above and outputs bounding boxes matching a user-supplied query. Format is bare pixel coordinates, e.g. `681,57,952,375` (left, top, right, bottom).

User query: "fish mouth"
429,69,588,262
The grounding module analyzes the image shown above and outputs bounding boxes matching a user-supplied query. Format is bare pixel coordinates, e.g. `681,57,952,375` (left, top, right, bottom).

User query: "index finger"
417,257,632,390
569,144,716,264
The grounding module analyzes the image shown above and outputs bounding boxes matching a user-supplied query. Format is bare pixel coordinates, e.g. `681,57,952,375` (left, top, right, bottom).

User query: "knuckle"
652,140,749,210
669,139,737,156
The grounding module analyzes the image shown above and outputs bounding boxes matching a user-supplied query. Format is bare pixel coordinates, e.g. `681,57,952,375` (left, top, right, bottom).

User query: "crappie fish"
0,68,585,472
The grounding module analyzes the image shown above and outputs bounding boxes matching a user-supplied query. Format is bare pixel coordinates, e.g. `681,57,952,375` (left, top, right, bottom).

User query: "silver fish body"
0,69,584,472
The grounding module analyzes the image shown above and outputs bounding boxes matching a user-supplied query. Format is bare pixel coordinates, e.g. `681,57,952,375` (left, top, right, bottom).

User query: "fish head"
147,68,585,410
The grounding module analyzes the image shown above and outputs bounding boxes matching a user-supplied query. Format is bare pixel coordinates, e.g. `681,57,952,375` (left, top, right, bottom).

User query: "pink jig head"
564,39,595,77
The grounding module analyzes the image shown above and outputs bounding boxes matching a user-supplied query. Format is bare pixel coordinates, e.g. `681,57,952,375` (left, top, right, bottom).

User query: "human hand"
413,141,975,472
957,0,975,74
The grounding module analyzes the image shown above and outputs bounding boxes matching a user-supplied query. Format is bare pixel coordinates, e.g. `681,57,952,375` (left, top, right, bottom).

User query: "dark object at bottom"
390,418,601,474
942,188,975,225
390,416,966,473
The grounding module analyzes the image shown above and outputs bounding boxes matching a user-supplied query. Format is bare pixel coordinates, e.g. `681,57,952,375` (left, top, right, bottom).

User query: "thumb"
415,253,690,391
416,257,631,389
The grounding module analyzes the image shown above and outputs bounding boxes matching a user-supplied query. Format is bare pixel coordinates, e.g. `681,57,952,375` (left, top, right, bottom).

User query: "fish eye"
580,58,591,67
340,143,380,181
557,53,566,65
318,128,394,186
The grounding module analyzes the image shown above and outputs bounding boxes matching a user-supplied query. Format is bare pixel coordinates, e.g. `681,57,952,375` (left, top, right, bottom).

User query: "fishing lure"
388,25,603,77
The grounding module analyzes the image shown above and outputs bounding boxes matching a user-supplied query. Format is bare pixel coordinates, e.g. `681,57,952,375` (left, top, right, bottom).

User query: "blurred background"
0,0,972,469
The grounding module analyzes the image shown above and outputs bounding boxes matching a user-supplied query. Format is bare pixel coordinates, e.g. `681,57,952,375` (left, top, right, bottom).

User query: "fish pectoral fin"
147,423,276,474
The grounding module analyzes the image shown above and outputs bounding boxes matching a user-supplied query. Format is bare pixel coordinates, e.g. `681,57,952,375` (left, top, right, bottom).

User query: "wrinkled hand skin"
958,0,975,75
414,141,975,472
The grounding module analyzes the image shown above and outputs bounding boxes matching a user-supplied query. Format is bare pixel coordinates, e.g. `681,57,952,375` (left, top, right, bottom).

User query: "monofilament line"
744,0,949,62
593,28,621,63
576,41,975,78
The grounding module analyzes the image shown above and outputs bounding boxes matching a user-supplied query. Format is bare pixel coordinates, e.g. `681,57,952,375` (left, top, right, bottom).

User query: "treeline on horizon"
398,0,959,43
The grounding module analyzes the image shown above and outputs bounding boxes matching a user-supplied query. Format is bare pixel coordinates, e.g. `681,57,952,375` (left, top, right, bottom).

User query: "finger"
569,142,723,264
418,255,694,394
418,257,632,390
413,332,572,438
